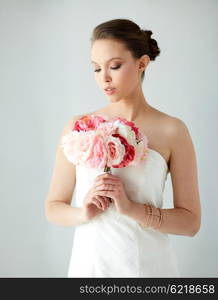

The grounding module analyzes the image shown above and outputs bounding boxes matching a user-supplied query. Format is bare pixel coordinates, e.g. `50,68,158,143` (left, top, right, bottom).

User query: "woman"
45,18,201,277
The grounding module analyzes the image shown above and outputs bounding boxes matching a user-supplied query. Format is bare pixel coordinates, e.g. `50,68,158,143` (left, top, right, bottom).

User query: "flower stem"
104,165,111,173
103,165,112,202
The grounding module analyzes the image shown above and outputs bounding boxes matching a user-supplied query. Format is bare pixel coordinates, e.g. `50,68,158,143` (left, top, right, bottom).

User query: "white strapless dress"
67,148,180,277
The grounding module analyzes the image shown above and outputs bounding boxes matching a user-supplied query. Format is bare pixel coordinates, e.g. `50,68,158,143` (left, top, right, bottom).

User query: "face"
91,39,148,102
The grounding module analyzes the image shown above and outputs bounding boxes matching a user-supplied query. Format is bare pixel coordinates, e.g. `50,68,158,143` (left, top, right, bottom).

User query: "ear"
139,54,150,71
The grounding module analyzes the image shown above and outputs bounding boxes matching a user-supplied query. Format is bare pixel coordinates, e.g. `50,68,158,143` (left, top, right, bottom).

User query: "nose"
101,68,112,83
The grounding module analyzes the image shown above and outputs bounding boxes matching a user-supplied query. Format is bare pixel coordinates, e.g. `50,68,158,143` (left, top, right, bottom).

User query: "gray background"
0,0,217,277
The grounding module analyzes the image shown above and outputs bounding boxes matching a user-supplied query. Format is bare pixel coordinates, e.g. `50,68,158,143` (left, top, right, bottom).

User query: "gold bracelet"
142,204,163,229
152,207,163,229
140,204,152,227
146,204,153,227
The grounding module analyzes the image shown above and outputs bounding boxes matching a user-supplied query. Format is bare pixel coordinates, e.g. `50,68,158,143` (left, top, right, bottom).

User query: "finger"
92,198,102,210
106,197,113,203
94,196,110,210
95,173,111,180
94,183,115,192
103,196,112,207
100,173,120,179
93,190,113,199
95,195,108,210
103,196,112,204
100,177,118,184
100,196,111,206
95,173,118,183
96,195,112,204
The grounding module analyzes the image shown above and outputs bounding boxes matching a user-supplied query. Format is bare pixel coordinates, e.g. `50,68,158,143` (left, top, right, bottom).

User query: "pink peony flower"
73,115,106,132
85,134,108,169
61,131,94,165
105,135,126,167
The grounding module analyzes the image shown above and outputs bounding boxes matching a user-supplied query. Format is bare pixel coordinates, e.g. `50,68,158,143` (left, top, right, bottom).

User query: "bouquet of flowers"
60,114,149,172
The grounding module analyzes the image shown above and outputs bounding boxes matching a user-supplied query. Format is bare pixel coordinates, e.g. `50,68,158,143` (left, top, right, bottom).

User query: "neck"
105,85,150,122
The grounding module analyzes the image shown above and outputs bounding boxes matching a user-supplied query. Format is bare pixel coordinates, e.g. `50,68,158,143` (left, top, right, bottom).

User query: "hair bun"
144,30,153,38
141,29,160,61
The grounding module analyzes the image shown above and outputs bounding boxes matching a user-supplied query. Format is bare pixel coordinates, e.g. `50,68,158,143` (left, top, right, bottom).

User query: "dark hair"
90,18,160,82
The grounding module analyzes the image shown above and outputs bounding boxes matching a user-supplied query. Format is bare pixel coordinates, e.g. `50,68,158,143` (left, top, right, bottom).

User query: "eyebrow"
91,57,123,64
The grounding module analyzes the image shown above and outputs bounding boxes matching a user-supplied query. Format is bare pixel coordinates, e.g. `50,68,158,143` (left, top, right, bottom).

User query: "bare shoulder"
161,113,193,153
156,111,197,172
143,107,195,167
162,114,191,143
149,107,189,139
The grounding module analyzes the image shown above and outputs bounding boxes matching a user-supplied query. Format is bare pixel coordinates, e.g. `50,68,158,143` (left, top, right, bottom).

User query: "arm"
45,115,86,227
125,118,201,237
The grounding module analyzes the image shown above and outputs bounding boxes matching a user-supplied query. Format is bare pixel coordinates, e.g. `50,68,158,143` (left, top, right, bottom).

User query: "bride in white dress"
45,18,201,277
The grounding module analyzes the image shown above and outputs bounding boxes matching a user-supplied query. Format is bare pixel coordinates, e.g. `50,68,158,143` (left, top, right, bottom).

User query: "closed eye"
94,64,121,72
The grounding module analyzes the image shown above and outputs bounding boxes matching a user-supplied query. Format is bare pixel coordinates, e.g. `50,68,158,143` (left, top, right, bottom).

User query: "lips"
104,87,115,91
104,87,116,95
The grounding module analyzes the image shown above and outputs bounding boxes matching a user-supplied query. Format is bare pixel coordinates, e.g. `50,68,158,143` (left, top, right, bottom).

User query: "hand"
82,178,112,222
92,173,132,215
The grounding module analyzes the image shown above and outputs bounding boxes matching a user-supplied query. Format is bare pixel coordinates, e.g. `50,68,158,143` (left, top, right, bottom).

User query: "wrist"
79,207,89,224
123,200,144,220
120,198,135,215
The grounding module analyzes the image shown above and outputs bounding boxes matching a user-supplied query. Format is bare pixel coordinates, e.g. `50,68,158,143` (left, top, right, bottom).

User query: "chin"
108,95,122,102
